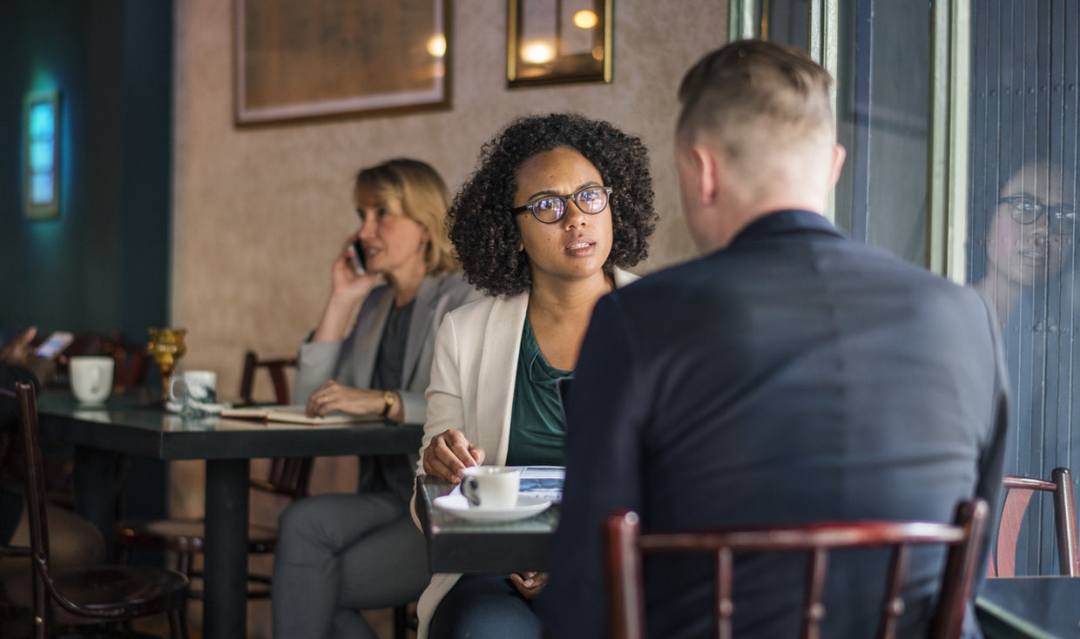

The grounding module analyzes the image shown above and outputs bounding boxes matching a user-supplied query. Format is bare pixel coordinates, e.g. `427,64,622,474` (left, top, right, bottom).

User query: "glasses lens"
1008,197,1042,224
1050,208,1077,236
575,187,608,213
531,196,565,223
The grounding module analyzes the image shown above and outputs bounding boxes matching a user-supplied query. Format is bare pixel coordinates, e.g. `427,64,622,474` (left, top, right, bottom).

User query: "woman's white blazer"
411,268,638,638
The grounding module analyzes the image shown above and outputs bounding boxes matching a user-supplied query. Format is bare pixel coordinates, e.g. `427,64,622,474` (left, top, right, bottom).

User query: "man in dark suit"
538,41,1008,638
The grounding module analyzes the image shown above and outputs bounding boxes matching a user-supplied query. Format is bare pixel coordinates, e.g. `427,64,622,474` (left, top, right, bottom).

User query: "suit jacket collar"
348,274,441,389
730,210,843,246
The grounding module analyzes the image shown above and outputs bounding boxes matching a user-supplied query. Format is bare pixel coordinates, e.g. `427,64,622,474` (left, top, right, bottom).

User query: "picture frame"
234,0,450,124
24,90,60,220
507,0,613,88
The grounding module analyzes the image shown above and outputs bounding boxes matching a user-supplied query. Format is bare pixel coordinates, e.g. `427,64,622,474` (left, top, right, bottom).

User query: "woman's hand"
313,238,384,343
422,428,485,483
305,381,385,417
329,239,382,305
510,572,548,599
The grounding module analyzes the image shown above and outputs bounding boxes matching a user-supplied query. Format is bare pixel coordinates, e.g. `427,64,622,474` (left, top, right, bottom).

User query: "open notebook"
220,404,381,426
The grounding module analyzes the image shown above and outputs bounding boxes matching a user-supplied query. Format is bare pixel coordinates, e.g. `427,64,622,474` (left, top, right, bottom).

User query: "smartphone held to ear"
349,240,366,275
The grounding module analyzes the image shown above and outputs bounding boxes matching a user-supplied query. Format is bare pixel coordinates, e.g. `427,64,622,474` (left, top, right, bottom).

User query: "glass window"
966,0,1079,575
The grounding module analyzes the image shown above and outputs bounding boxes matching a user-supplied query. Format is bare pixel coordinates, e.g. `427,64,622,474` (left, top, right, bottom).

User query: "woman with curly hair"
411,113,657,638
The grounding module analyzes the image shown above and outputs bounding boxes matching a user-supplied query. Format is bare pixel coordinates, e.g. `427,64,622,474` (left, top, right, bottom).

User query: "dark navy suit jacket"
538,211,1009,638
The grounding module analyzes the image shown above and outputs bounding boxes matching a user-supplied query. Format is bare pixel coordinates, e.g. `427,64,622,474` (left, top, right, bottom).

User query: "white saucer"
432,494,552,522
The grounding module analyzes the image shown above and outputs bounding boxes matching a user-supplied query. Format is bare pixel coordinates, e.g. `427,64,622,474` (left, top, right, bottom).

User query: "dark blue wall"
0,0,173,343
0,0,174,540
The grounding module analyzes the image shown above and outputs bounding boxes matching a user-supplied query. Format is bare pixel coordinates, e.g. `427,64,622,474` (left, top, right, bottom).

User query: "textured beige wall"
171,1,726,635
173,0,727,398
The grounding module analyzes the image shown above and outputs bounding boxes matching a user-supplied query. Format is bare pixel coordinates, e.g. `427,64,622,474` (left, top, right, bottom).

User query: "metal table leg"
203,458,249,639
73,446,122,561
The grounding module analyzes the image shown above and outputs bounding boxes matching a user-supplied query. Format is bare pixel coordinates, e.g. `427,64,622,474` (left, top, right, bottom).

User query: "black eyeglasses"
511,186,613,224
1000,195,1077,236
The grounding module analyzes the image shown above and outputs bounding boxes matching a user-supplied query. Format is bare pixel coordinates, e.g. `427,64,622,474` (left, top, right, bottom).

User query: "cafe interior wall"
172,1,725,634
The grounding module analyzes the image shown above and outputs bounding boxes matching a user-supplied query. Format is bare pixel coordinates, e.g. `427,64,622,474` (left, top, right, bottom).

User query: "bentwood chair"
989,468,1080,577
3,383,189,639
114,351,309,601
605,500,988,639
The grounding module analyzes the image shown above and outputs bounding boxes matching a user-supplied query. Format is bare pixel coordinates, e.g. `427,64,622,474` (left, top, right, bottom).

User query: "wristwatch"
381,390,398,418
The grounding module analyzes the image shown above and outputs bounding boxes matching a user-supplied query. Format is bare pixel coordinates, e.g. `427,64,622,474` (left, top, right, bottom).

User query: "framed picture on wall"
234,0,450,124
507,0,612,88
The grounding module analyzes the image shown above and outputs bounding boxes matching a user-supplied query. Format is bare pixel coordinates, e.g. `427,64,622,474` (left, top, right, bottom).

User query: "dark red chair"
988,468,1080,577
114,351,309,601
605,500,988,639
3,382,189,639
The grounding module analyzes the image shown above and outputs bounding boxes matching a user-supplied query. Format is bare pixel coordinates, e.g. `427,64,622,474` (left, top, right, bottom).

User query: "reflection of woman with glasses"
974,160,1076,324
411,114,657,639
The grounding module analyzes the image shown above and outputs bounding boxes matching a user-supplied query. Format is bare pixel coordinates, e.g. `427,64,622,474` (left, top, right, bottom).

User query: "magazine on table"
517,465,565,503
445,466,565,503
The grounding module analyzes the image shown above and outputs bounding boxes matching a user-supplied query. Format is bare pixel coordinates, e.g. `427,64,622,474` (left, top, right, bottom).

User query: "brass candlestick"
147,327,187,402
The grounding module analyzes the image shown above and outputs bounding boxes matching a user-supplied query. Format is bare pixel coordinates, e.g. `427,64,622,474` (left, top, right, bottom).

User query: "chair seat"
115,518,279,554
2,564,188,620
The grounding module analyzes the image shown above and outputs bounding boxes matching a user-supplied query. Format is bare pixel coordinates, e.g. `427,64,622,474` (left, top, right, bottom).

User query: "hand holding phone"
35,331,74,360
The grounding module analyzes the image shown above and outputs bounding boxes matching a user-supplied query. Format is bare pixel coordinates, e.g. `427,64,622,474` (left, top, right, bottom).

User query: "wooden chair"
3,382,189,639
988,468,1080,577
236,350,296,407
605,500,988,639
114,351,310,600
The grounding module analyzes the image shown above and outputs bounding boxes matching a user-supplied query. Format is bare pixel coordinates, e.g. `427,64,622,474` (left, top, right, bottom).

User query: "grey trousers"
271,492,430,639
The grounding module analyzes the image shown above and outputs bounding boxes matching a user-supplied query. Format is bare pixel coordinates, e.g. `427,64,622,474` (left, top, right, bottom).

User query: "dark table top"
36,392,423,460
976,577,1080,638
415,476,559,574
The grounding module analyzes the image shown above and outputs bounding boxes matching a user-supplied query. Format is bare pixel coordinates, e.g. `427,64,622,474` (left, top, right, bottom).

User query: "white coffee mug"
69,356,114,405
461,466,522,509
169,370,217,404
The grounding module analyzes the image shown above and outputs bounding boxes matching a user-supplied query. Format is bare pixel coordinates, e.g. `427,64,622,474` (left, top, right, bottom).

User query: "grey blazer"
294,271,480,500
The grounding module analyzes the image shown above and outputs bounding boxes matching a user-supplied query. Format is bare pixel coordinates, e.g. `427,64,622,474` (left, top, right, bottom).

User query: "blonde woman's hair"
355,158,458,275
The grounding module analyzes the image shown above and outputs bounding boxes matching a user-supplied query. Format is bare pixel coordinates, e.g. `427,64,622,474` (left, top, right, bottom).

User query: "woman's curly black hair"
449,113,657,297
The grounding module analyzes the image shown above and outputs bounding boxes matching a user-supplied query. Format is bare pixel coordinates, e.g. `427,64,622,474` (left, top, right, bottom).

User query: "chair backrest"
237,350,296,406
605,500,988,639
990,468,1080,577
235,351,310,499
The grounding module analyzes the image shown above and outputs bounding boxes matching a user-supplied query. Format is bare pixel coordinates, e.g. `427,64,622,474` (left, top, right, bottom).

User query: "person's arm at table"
537,293,647,639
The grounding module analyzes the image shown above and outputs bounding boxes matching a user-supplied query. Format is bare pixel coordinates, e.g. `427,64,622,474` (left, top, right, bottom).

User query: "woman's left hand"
509,572,548,599
306,381,385,417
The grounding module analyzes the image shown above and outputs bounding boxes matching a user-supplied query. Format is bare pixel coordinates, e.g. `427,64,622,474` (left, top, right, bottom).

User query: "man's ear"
691,145,720,207
829,144,847,188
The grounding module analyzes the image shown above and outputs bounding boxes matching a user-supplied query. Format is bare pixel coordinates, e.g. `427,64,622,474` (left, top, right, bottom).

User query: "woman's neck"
528,270,613,324
383,257,428,307
973,269,1024,327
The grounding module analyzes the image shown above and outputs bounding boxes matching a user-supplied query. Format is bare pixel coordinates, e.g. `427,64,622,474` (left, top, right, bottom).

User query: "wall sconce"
24,90,60,219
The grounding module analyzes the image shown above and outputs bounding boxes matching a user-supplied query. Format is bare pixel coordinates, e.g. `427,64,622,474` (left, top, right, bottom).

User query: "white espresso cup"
169,370,217,405
461,466,522,509
69,356,114,405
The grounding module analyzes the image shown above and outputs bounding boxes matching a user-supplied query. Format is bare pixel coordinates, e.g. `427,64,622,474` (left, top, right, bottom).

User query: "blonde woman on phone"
273,159,479,639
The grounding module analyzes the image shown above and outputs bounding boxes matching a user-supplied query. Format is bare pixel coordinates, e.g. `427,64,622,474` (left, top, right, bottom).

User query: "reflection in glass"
966,0,1079,575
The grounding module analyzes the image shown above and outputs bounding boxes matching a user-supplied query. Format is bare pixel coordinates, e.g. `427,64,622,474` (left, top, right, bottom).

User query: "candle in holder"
147,328,187,402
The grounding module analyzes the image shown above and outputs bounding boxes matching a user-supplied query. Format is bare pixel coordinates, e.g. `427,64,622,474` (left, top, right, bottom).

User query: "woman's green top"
505,318,572,466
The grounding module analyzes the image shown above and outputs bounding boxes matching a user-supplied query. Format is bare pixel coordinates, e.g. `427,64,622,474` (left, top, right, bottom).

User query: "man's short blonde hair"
355,158,459,275
677,40,835,165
